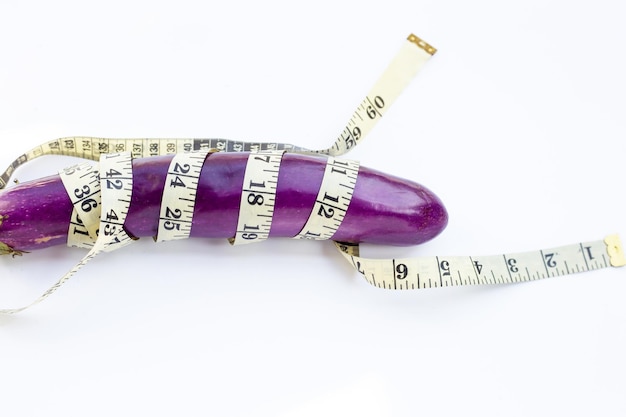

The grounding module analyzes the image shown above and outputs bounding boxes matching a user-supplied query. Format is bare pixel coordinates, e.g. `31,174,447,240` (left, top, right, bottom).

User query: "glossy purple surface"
0,175,74,251
0,153,447,252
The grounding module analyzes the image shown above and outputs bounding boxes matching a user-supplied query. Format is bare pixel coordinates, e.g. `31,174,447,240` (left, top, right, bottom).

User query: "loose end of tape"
407,34,437,55
605,234,625,267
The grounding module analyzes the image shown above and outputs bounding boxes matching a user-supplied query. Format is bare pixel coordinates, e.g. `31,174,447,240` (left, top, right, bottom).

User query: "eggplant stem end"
0,241,28,257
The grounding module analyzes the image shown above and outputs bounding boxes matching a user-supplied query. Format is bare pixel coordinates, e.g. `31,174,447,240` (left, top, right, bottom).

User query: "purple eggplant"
0,153,447,254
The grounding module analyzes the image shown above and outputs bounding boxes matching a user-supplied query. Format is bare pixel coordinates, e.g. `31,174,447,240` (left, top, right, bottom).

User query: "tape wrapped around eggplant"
0,152,448,254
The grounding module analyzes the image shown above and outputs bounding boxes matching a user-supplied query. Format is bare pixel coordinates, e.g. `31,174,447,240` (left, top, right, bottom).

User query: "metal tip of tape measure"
605,234,626,267
407,34,437,55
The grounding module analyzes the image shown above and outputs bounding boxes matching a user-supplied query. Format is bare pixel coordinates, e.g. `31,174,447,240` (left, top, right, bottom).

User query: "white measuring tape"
59,163,101,248
0,152,135,314
293,157,360,240
230,150,285,245
334,237,624,289
320,33,436,155
156,150,214,242
0,33,623,313
0,34,436,188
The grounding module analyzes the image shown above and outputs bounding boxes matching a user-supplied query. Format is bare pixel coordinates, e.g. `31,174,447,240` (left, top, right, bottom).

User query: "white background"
1,1,625,416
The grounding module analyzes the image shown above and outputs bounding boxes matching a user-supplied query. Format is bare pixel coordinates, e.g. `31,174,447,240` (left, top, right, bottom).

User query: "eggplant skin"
0,153,447,252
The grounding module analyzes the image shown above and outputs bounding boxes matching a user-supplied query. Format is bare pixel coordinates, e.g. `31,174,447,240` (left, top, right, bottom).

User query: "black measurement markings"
503,254,515,283
601,254,609,268
159,217,192,224
166,171,201,180
469,256,481,283
241,188,278,196
580,244,592,271
540,250,553,278
391,259,399,289
434,258,444,287
365,96,384,119
524,266,533,281
355,107,364,122
457,270,465,286
314,200,348,213
490,270,498,285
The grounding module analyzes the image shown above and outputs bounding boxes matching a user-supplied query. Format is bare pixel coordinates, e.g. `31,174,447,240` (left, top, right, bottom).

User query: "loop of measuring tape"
0,152,135,314
230,150,286,245
59,163,101,248
231,153,359,245
155,150,215,243
97,152,136,252
293,158,359,240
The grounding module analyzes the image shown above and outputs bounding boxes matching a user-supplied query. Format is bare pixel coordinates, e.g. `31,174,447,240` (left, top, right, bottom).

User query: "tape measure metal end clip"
604,234,626,267
407,34,437,56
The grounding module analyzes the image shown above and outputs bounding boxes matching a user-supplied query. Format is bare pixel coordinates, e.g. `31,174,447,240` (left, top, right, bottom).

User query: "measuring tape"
0,34,435,188
318,33,436,156
59,163,101,248
156,150,214,242
230,150,286,245
334,237,624,289
0,152,136,314
0,138,302,190
0,33,623,313
294,157,360,240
